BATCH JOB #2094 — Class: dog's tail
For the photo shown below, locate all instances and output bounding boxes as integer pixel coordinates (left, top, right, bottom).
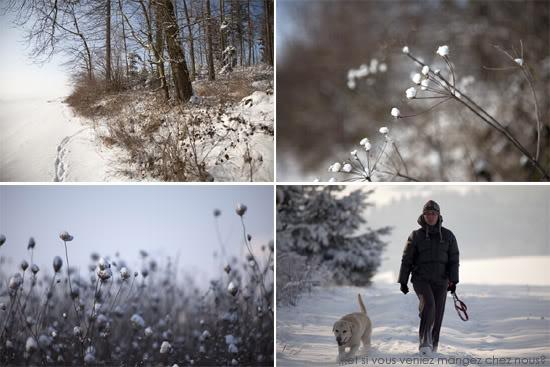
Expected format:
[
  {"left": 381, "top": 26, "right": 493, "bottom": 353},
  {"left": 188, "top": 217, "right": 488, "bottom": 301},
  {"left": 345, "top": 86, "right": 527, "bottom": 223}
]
[{"left": 357, "top": 293, "right": 367, "bottom": 314}]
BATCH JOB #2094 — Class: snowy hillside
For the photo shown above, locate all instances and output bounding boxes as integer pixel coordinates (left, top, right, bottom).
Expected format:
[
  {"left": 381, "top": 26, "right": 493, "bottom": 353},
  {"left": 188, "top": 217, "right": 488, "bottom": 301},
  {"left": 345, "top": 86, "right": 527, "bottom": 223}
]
[{"left": 277, "top": 283, "right": 550, "bottom": 366}]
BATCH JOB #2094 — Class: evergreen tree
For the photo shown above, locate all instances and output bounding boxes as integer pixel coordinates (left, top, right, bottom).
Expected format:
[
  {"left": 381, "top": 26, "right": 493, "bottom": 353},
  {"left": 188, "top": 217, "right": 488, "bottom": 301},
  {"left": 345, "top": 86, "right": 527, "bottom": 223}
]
[{"left": 277, "top": 186, "right": 391, "bottom": 286}]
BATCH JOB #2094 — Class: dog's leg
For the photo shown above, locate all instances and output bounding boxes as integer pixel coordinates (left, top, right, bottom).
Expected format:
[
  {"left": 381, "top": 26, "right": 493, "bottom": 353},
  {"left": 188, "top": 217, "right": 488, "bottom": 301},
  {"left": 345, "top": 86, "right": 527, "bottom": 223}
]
[
  {"left": 347, "top": 344, "right": 360, "bottom": 359},
  {"left": 337, "top": 346, "right": 347, "bottom": 362},
  {"left": 362, "top": 333, "right": 371, "bottom": 349}
]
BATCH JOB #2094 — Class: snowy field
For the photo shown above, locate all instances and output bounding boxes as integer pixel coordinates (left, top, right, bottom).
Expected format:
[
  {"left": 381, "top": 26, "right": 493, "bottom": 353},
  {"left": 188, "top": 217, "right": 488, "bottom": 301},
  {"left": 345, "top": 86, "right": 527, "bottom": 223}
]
[
  {"left": 0, "top": 98, "right": 119, "bottom": 181},
  {"left": 277, "top": 257, "right": 550, "bottom": 366}
]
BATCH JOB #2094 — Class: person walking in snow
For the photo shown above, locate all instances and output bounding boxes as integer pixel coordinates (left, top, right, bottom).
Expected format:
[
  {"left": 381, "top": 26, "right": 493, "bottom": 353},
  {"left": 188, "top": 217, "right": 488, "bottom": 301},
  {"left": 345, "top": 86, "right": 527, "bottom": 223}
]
[{"left": 398, "top": 200, "right": 459, "bottom": 355}]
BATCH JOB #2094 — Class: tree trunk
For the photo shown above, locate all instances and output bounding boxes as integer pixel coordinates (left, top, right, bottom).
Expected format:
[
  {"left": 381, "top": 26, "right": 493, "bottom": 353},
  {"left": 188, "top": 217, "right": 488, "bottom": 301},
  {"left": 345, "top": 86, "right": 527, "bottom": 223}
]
[
  {"left": 182, "top": 0, "right": 196, "bottom": 80},
  {"left": 155, "top": 2, "right": 170, "bottom": 99},
  {"left": 158, "top": 0, "right": 193, "bottom": 102},
  {"left": 235, "top": 0, "right": 243, "bottom": 66},
  {"left": 263, "top": 0, "right": 273, "bottom": 65},
  {"left": 105, "top": 0, "right": 112, "bottom": 83},
  {"left": 247, "top": 0, "right": 252, "bottom": 66},
  {"left": 219, "top": 0, "right": 225, "bottom": 61},
  {"left": 206, "top": 0, "right": 215, "bottom": 80},
  {"left": 118, "top": 0, "right": 129, "bottom": 79},
  {"left": 138, "top": 0, "right": 169, "bottom": 99}
]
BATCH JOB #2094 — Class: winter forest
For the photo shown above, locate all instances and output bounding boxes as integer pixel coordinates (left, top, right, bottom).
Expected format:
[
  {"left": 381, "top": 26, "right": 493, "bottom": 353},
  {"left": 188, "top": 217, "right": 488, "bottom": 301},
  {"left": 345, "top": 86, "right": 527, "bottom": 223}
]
[
  {"left": 277, "top": 0, "right": 549, "bottom": 182},
  {"left": 276, "top": 186, "right": 391, "bottom": 306},
  {"left": 1, "top": 0, "right": 273, "bottom": 182}
]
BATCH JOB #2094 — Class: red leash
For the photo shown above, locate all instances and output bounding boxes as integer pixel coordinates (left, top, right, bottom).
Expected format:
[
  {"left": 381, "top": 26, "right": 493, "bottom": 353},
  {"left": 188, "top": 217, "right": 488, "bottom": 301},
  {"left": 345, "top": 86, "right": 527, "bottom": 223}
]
[{"left": 452, "top": 292, "right": 469, "bottom": 321}]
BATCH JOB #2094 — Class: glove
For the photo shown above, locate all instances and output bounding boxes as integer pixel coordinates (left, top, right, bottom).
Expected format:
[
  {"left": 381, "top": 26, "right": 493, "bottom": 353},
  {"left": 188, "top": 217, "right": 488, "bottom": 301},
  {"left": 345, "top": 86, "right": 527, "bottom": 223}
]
[
  {"left": 400, "top": 283, "right": 409, "bottom": 295},
  {"left": 448, "top": 282, "right": 456, "bottom": 294}
]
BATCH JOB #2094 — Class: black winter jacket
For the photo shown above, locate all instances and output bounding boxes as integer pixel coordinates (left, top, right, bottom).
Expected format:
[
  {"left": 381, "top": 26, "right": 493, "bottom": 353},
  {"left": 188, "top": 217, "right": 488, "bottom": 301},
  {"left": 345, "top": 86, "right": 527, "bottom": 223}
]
[{"left": 398, "top": 215, "right": 459, "bottom": 285}]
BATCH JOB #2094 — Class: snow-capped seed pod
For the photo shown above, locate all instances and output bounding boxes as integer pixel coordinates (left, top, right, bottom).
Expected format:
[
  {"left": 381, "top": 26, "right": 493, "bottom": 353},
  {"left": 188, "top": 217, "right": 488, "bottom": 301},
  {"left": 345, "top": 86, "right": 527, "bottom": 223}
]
[
  {"left": 328, "top": 162, "right": 342, "bottom": 173},
  {"left": 160, "top": 341, "right": 172, "bottom": 354},
  {"left": 201, "top": 330, "right": 211, "bottom": 341},
  {"left": 412, "top": 73, "right": 422, "bottom": 85},
  {"left": 379, "top": 127, "right": 389, "bottom": 135},
  {"left": 420, "top": 79, "right": 429, "bottom": 91},
  {"left": 235, "top": 203, "right": 247, "bottom": 216},
  {"left": 9, "top": 273, "right": 23, "bottom": 290},
  {"left": 21, "top": 260, "right": 29, "bottom": 271},
  {"left": 350, "top": 149, "right": 358, "bottom": 158},
  {"left": 53, "top": 256, "right": 63, "bottom": 273},
  {"left": 25, "top": 337, "right": 38, "bottom": 353},
  {"left": 98, "top": 257, "right": 109, "bottom": 271},
  {"left": 0, "top": 234, "right": 5, "bottom": 247},
  {"left": 379, "top": 63, "right": 387, "bottom": 72},
  {"left": 514, "top": 58, "right": 524, "bottom": 66},
  {"left": 73, "top": 326, "right": 82, "bottom": 337},
  {"left": 120, "top": 267, "right": 130, "bottom": 280},
  {"left": 436, "top": 45, "right": 449, "bottom": 57},
  {"left": 391, "top": 108, "right": 401, "bottom": 118},
  {"left": 328, "top": 177, "right": 336, "bottom": 183},
  {"left": 406, "top": 87, "right": 417, "bottom": 99},
  {"left": 224, "top": 264, "right": 231, "bottom": 274},
  {"left": 27, "top": 237, "right": 36, "bottom": 250},
  {"left": 62, "top": 312, "right": 67, "bottom": 319},
  {"left": 144, "top": 326, "right": 153, "bottom": 337},
  {"left": 227, "top": 281, "right": 238, "bottom": 296},
  {"left": 228, "top": 343, "right": 239, "bottom": 354},
  {"left": 96, "top": 267, "right": 112, "bottom": 282},
  {"left": 342, "top": 164, "right": 352, "bottom": 173},
  {"left": 31, "top": 264, "right": 39, "bottom": 275},
  {"left": 402, "top": 46, "right": 410, "bottom": 54},
  {"left": 59, "top": 231, "right": 73, "bottom": 242},
  {"left": 422, "top": 65, "right": 430, "bottom": 75},
  {"left": 130, "top": 314, "right": 145, "bottom": 329}
]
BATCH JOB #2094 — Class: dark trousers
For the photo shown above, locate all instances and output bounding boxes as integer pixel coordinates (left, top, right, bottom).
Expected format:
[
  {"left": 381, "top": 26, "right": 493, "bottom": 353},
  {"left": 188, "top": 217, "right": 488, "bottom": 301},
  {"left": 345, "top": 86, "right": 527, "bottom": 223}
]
[{"left": 412, "top": 281, "right": 448, "bottom": 350}]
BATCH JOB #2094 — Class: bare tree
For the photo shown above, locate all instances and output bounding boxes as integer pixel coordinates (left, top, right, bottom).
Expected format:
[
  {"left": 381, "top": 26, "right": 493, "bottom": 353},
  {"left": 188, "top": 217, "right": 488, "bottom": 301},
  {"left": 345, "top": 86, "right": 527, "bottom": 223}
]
[
  {"left": 156, "top": 0, "right": 193, "bottom": 102},
  {"left": 205, "top": 0, "right": 215, "bottom": 80},
  {"left": 182, "top": 0, "right": 197, "bottom": 80}
]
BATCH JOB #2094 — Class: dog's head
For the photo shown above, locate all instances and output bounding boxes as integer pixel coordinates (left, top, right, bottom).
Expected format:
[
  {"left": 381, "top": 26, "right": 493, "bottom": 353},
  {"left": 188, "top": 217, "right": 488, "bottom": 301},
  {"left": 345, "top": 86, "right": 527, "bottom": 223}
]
[{"left": 332, "top": 320, "right": 354, "bottom": 346}]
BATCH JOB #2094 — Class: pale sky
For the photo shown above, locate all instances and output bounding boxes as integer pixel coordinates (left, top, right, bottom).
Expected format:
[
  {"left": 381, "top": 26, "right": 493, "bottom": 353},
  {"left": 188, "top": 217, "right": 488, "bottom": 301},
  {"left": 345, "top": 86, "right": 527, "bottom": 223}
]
[
  {"left": 0, "top": 11, "right": 71, "bottom": 100},
  {"left": 0, "top": 185, "right": 274, "bottom": 289},
  {"left": 358, "top": 185, "right": 550, "bottom": 277}
]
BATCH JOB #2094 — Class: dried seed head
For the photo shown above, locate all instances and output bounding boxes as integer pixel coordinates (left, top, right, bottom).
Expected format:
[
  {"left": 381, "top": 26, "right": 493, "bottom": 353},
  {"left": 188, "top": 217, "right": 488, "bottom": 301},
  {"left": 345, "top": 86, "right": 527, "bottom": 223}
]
[
  {"left": 0, "top": 234, "right": 5, "bottom": 247},
  {"left": 31, "top": 264, "right": 39, "bottom": 274},
  {"left": 130, "top": 314, "right": 145, "bottom": 329},
  {"left": 53, "top": 256, "right": 63, "bottom": 273},
  {"left": 144, "top": 326, "right": 153, "bottom": 337},
  {"left": 160, "top": 341, "right": 172, "bottom": 354},
  {"left": 25, "top": 337, "right": 38, "bottom": 353},
  {"left": 391, "top": 108, "right": 401, "bottom": 118},
  {"left": 21, "top": 260, "right": 29, "bottom": 271},
  {"left": 120, "top": 267, "right": 130, "bottom": 280},
  {"left": 224, "top": 264, "right": 231, "bottom": 274},
  {"left": 235, "top": 203, "right": 247, "bottom": 217},
  {"left": 27, "top": 237, "right": 36, "bottom": 250},
  {"left": 9, "top": 273, "right": 23, "bottom": 290},
  {"left": 59, "top": 231, "right": 74, "bottom": 242},
  {"left": 227, "top": 281, "right": 238, "bottom": 296},
  {"left": 436, "top": 45, "right": 450, "bottom": 57},
  {"left": 213, "top": 209, "right": 221, "bottom": 217}
]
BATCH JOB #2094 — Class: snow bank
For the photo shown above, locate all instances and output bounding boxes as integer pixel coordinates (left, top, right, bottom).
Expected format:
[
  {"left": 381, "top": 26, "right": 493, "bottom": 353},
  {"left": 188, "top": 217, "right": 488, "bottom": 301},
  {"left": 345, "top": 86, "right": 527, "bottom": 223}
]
[
  {"left": 277, "top": 284, "right": 550, "bottom": 366},
  {"left": 0, "top": 98, "right": 119, "bottom": 181}
]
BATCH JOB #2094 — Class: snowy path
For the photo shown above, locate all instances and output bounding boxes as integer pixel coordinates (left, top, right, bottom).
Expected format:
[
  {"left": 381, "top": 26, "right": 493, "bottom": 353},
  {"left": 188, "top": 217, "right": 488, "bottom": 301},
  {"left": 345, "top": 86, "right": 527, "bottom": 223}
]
[
  {"left": 0, "top": 98, "right": 117, "bottom": 181},
  {"left": 277, "top": 284, "right": 550, "bottom": 366}
]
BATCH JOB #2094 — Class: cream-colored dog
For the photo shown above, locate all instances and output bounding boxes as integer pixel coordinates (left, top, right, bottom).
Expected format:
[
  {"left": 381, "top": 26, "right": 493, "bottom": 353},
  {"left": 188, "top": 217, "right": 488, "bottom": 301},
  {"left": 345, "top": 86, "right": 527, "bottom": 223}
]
[{"left": 332, "top": 293, "right": 372, "bottom": 361}]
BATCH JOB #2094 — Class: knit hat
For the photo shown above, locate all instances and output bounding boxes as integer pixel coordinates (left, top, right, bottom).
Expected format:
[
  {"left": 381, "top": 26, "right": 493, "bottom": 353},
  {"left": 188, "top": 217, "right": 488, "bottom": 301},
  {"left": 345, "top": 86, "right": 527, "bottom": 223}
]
[
  {"left": 418, "top": 200, "right": 443, "bottom": 242},
  {"left": 423, "top": 200, "right": 440, "bottom": 214}
]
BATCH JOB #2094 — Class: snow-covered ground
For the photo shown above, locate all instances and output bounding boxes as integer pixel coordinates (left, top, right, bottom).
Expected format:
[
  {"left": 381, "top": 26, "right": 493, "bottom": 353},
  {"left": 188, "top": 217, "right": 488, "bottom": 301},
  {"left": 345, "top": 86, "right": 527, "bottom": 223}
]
[
  {"left": 277, "top": 257, "right": 550, "bottom": 366},
  {"left": 0, "top": 97, "right": 119, "bottom": 181}
]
